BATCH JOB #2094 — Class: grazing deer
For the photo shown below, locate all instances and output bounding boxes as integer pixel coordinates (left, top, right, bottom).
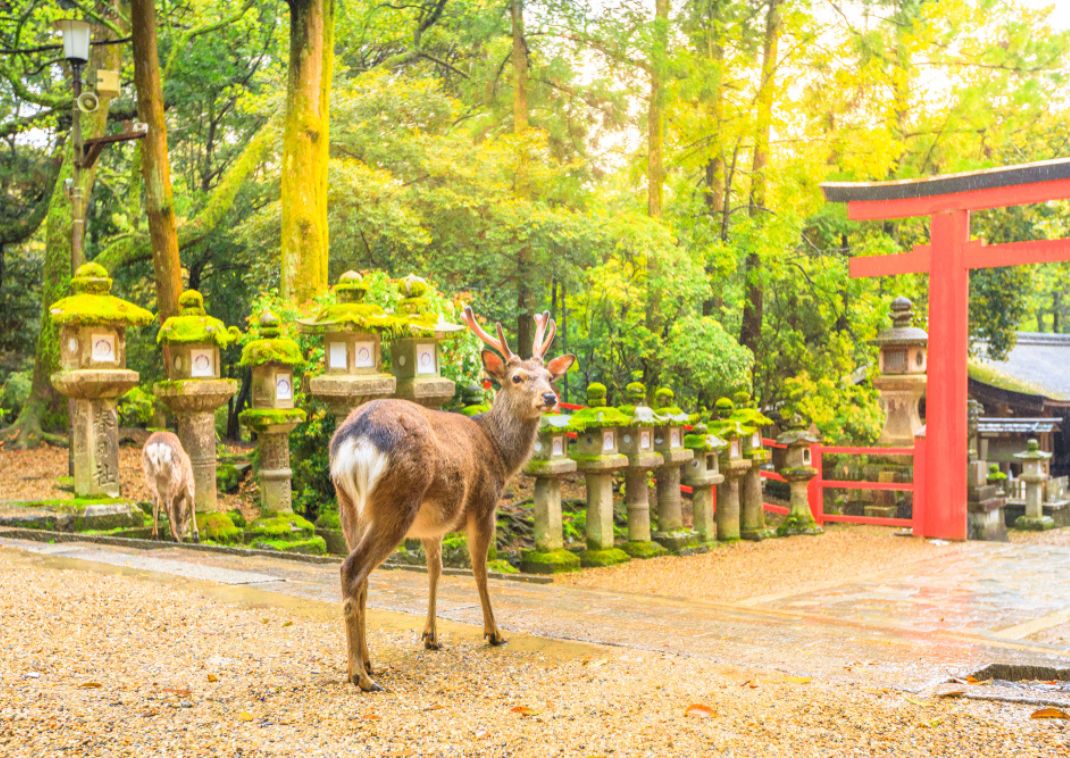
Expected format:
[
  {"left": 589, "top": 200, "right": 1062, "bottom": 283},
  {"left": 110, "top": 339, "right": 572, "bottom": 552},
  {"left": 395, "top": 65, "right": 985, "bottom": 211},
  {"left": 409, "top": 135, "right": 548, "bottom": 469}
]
[
  {"left": 142, "top": 431, "right": 198, "bottom": 543},
  {"left": 329, "top": 307, "right": 574, "bottom": 691}
]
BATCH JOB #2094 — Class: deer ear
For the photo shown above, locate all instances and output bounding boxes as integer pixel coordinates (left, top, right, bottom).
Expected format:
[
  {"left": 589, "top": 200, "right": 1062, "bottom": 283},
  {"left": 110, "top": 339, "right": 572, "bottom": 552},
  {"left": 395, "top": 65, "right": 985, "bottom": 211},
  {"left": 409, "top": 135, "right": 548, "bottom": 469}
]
[
  {"left": 481, "top": 350, "right": 507, "bottom": 382},
  {"left": 546, "top": 353, "right": 576, "bottom": 380}
]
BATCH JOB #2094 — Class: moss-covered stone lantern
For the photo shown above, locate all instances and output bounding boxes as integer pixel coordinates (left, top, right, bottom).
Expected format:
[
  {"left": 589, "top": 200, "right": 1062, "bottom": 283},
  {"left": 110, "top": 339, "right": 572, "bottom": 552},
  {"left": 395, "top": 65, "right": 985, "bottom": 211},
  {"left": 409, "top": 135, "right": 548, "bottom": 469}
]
[
  {"left": 682, "top": 423, "right": 727, "bottom": 543},
  {"left": 238, "top": 311, "right": 307, "bottom": 514},
  {"left": 49, "top": 262, "right": 153, "bottom": 498},
  {"left": 569, "top": 383, "right": 631, "bottom": 567},
  {"left": 615, "top": 382, "right": 668, "bottom": 558},
  {"left": 1013, "top": 439, "right": 1055, "bottom": 531},
  {"left": 390, "top": 274, "right": 463, "bottom": 407},
  {"left": 873, "top": 297, "right": 927, "bottom": 445},
  {"left": 299, "top": 271, "right": 399, "bottom": 416},
  {"left": 775, "top": 411, "right": 823, "bottom": 536},
  {"left": 732, "top": 393, "right": 775, "bottom": 541},
  {"left": 154, "top": 289, "right": 239, "bottom": 513},
  {"left": 708, "top": 397, "right": 752, "bottom": 541},
  {"left": 651, "top": 387, "right": 696, "bottom": 552},
  {"left": 520, "top": 414, "right": 582, "bottom": 574}
]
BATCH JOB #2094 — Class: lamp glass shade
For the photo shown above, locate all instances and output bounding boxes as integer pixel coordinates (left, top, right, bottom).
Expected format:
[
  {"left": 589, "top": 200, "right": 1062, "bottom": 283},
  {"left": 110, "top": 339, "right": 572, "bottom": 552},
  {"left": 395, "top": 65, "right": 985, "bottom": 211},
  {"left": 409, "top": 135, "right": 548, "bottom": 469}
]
[{"left": 55, "top": 19, "right": 91, "bottom": 64}]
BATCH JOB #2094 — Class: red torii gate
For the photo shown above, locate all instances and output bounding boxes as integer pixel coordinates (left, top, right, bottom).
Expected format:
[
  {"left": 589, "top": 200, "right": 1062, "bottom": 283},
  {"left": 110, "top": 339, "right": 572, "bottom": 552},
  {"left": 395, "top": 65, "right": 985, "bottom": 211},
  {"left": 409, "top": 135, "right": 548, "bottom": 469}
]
[{"left": 822, "top": 159, "right": 1070, "bottom": 541}]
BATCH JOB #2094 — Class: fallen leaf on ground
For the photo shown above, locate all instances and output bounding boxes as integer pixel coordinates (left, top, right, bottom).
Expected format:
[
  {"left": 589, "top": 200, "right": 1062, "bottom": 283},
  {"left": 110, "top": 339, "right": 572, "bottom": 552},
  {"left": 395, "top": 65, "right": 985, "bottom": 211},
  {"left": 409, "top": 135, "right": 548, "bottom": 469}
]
[
  {"left": 1030, "top": 707, "right": 1069, "bottom": 720},
  {"left": 510, "top": 706, "right": 540, "bottom": 716},
  {"left": 237, "top": 711, "right": 254, "bottom": 722},
  {"left": 904, "top": 696, "right": 932, "bottom": 707},
  {"left": 79, "top": 682, "right": 102, "bottom": 689},
  {"left": 934, "top": 685, "right": 965, "bottom": 698},
  {"left": 779, "top": 675, "right": 812, "bottom": 684},
  {"left": 207, "top": 673, "right": 219, "bottom": 683},
  {"left": 964, "top": 675, "right": 991, "bottom": 685},
  {"left": 685, "top": 704, "right": 716, "bottom": 718},
  {"left": 163, "top": 687, "right": 191, "bottom": 697},
  {"left": 921, "top": 718, "right": 943, "bottom": 729}
]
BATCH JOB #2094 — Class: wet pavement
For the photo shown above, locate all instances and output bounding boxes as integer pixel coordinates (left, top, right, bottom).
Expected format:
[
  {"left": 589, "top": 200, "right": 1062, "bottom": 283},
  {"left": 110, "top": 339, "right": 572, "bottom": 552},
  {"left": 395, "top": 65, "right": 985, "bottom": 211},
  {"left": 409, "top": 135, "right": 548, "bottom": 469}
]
[{"left": 2, "top": 532, "right": 1068, "bottom": 694}]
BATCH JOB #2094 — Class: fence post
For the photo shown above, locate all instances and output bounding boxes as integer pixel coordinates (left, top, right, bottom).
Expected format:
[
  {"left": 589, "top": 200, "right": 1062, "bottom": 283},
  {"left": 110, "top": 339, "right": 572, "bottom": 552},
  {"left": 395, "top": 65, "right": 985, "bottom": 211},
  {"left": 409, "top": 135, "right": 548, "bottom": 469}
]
[
  {"left": 808, "top": 444, "right": 824, "bottom": 525},
  {"left": 912, "top": 430, "right": 927, "bottom": 537}
]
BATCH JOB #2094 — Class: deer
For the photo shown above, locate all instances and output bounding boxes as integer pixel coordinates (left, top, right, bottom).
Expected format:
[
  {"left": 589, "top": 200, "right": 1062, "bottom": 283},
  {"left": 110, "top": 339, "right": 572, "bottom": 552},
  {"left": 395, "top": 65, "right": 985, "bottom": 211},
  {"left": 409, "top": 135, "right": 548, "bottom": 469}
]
[
  {"left": 329, "top": 307, "right": 574, "bottom": 691},
  {"left": 141, "top": 431, "right": 198, "bottom": 544}
]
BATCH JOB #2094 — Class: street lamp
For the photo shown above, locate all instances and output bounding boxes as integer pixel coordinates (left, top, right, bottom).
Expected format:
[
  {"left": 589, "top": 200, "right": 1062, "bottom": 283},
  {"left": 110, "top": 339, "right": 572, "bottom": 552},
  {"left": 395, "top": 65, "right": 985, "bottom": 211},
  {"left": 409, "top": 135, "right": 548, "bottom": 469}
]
[{"left": 54, "top": 19, "right": 91, "bottom": 65}]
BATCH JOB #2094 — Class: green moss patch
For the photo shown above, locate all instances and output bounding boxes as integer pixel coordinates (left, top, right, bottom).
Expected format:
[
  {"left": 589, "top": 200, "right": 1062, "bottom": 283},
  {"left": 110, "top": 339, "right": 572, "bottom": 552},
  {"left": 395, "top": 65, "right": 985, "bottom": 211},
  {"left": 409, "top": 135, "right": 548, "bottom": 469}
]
[
  {"left": 1013, "top": 515, "right": 1056, "bottom": 531},
  {"left": 776, "top": 514, "right": 823, "bottom": 537},
  {"left": 240, "top": 338, "right": 304, "bottom": 368},
  {"left": 245, "top": 512, "right": 315, "bottom": 541},
  {"left": 579, "top": 547, "right": 631, "bottom": 567},
  {"left": 239, "top": 408, "right": 306, "bottom": 431},
  {"left": 487, "top": 558, "right": 519, "bottom": 574},
  {"left": 520, "top": 548, "right": 582, "bottom": 574},
  {"left": 315, "top": 509, "right": 341, "bottom": 530},
  {"left": 252, "top": 536, "right": 328, "bottom": 555},
  {"left": 49, "top": 293, "right": 154, "bottom": 328},
  {"left": 196, "top": 511, "right": 243, "bottom": 544},
  {"left": 620, "top": 540, "right": 669, "bottom": 559}
]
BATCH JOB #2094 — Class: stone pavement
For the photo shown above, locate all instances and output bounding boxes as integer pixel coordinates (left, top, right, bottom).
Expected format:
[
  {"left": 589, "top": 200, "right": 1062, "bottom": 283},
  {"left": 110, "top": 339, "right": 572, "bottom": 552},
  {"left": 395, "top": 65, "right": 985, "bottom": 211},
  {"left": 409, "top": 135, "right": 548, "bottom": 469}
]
[{"left": 1, "top": 533, "right": 1068, "bottom": 694}]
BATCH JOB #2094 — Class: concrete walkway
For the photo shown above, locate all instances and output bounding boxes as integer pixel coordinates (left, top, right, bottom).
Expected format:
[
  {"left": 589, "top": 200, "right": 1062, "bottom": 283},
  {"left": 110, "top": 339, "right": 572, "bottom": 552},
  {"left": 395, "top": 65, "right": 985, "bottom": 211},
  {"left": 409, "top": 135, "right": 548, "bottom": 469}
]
[{"left": 2, "top": 533, "right": 1068, "bottom": 693}]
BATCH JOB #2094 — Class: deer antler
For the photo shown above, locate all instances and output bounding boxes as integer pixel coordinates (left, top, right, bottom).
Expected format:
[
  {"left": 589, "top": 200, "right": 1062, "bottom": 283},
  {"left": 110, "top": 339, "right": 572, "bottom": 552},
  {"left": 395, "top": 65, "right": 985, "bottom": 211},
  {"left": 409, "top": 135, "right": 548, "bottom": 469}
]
[
  {"left": 463, "top": 306, "right": 515, "bottom": 360},
  {"left": 532, "top": 311, "right": 556, "bottom": 359}
]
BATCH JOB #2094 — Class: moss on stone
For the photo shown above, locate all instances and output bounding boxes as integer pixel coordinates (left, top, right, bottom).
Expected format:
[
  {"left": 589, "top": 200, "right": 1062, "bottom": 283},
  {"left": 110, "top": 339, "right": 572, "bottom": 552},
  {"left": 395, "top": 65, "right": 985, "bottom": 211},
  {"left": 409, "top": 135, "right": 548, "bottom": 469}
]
[
  {"left": 239, "top": 408, "right": 306, "bottom": 431},
  {"left": 969, "top": 361, "right": 1058, "bottom": 400},
  {"left": 569, "top": 405, "right": 631, "bottom": 431},
  {"left": 196, "top": 511, "right": 243, "bottom": 544},
  {"left": 157, "top": 290, "right": 237, "bottom": 347},
  {"left": 620, "top": 540, "right": 669, "bottom": 559},
  {"left": 245, "top": 512, "right": 315, "bottom": 541},
  {"left": 579, "top": 547, "right": 631, "bottom": 567},
  {"left": 252, "top": 536, "right": 327, "bottom": 555},
  {"left": 240, "top": 338, "right": 304, "bottom": 368},
  {"left": 487, "top": 558, "right": 519, "bottom": 574},
  {"left": 299, "top": 301, "right": 410, "bottom": 337},
  {"left": 520, "top": 548, "right": 582, "bottom": 574},
  {"left": 1013, "top": 514, "right": 1056, "bottom": 531},
  {"left": 49, "top": 292, "right": 154, "bottom": 328},
  {"left": 776, "top": 514, "right": 823, "bottom": 537}
]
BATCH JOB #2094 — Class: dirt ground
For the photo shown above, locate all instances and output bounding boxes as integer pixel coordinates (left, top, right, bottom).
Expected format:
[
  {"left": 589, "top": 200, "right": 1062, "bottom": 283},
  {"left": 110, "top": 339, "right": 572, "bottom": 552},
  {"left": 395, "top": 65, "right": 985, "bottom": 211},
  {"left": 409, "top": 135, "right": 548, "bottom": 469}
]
[{"left": 0, "top": 548, "right": 1066, "bottom": 757}]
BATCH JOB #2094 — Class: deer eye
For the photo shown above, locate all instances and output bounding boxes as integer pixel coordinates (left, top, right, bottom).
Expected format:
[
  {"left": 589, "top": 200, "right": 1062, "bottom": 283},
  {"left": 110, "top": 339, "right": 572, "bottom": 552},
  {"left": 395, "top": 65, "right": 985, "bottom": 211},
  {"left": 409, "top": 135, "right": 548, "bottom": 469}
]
[{"left": 511, "top": 374, "right": 523, "bottom": 384}]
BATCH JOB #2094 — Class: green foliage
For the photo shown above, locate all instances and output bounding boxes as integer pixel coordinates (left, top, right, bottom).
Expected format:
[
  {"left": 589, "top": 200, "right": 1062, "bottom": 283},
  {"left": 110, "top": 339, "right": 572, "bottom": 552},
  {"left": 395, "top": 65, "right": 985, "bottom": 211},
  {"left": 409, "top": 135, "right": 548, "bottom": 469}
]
[{"left": 117, "top": 386, "right": 156, "bottom": 428}]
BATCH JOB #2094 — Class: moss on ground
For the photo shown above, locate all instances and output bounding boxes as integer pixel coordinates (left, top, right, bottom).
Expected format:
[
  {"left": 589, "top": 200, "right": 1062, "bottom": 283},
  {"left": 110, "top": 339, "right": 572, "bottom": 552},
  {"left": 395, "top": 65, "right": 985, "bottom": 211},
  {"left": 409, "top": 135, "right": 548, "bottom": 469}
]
[
  {"left": 520, "top": 548, "right": 581, "bottom": 574},
  {"left": 620, "top": 540, "right": 669, "bottom": 559},
  {"left": 487, "top": 558, "right": 519, "bottom": 574},
  {"left": 776, "top": 514, "right": 823, "bottom": 537},
  {"left": 245, "top": 512, "right": 315, "bottom": 541},
  {"left": 196, "top": 511, "right": 243, "bottom": 544},
  {"left": 579, "top": 547, "right": 631, "bottom": 568},
  {"left": 252, "top": 536, "right": 327, "bottom": 555}
]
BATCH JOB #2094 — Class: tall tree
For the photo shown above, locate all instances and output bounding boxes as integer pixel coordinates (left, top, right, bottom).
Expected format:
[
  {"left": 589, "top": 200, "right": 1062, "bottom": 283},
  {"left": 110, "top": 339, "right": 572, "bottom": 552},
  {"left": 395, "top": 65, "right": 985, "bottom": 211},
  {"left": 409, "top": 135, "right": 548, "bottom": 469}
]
[
  {"left": 131, "top": 0, "right": 182, "bottom": 321},
  {"left": 512, "top": 0, "right": 535, "bottom": 356},
  {"left": 738, "top": 0, "right": 782, "bottom": 356},
  {"left": 281, "top": 0, "right": 334, "bottom": 303}
]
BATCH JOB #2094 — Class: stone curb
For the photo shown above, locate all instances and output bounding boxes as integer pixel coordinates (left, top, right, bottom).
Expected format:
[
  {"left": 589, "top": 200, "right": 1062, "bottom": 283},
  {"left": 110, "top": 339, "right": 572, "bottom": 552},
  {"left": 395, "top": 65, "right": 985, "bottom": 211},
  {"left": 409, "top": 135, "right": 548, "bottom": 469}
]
[{"left": 0, "top": 526, "right": 553, "bottom": 584}]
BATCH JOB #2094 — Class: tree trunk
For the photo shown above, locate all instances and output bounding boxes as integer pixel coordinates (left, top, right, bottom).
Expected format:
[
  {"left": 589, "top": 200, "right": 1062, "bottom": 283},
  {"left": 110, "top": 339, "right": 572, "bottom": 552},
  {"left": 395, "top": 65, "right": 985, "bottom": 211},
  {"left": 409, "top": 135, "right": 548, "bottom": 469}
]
[
  {"left": 738, "top": 0, "right": 782, "bottom": 356},
  {"left": 281, "top": 0, "right": 334, "bottom": 304},
  {"left": 512, "top": 0, "right": 534, "bottom": 357},
  {"left": 131, "top": 0, "right": 182, "bottom": 321},
  {"left": 4, "top": 24, "right": 123, "bottom": 447},
  {"left": 701, "top": 0, "right": 726, "bottom": 315},
  {"left": 647, "top": 0, "right": 669, "bottom": 219}
]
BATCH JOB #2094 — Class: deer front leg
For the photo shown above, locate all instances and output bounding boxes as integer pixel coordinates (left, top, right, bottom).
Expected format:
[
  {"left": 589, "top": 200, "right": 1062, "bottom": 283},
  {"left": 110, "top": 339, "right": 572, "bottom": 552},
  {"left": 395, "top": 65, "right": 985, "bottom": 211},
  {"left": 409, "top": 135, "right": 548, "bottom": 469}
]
[
  {"left": 167, "top": 498, "right": 182, "bottom": 543},
  {"left": 467, "top": 511, "right": 506, "bottom": 646},
  {"left": 151, "top": 496, "right": 161, "bottom": 540},
  {"left": 421, "top": 537, "right": 443, "bottom": 650},
  {"left": 187, "top": 490, "right": 199, "bottom": 543}
]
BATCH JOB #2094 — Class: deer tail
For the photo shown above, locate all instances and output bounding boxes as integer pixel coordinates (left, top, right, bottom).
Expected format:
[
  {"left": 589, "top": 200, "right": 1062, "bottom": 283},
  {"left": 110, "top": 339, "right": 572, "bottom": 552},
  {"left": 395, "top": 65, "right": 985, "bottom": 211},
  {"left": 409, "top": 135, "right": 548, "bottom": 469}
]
[{"left": 330, "top": 436, "right": 390, "bottom": 521}]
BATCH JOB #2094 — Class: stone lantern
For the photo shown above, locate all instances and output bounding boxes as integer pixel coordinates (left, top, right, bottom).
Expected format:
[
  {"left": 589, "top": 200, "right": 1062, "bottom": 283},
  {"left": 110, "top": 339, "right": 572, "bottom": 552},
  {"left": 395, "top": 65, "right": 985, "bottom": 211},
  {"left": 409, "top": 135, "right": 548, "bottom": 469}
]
[
  {"left": 873, "top": 297, "right": 927, "bottom": 445},
  {"left": 49, "top": 262, "right": 153, "bottom": 497},
  {"left": 299, "top": 271, "right": 398, "bottom": 416},
  {"left": 238, "top": 311, "right": 307, "bottom": 514},
  {"left": 569, "top": 383, "right": 631, "bottom": 566},
  {"left": 615, "top": 382, "right": 667, "bottom": 558},
  {"left": 709, "top": 397, "right": 752, "bottom": 542},
  {"left": 776, "top": 411, "right": 823, "bottom": 536},
  {"left": 389, "top": 275, "right": 463, "bottom": 407},
  {"left": 1013, "top": 439, "right": 1055, "bottom": 531},
  {"left": 651, "top": 387, "right": 696, "bottom": 552},
  {"left": 155, "top": 289, "right": 239, "bottom": 513},
  {"left": 682, "top": 423, "right": 727, "bottom": 543},
  {"left": 732, "top": 394, "right": 775, "bottom": 541},
  {"left": 520, "top": 414, "right": 582, "bottom": 573}
]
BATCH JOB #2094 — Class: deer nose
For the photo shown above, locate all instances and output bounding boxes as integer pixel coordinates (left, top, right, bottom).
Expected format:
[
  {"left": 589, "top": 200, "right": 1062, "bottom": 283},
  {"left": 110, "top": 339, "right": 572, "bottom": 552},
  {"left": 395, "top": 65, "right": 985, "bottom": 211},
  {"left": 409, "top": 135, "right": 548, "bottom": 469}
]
[{"left": 542, "top": 392, "right": 558, "bottom": 407}]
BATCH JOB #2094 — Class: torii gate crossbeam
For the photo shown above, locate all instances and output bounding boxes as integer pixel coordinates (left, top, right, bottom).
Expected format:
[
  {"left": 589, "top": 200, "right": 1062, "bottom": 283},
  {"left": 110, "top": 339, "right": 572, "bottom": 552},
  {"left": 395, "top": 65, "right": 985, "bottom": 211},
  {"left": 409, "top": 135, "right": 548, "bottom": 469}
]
[{"left": 823, "top": 158, "right": 1070, "bottom": 540}]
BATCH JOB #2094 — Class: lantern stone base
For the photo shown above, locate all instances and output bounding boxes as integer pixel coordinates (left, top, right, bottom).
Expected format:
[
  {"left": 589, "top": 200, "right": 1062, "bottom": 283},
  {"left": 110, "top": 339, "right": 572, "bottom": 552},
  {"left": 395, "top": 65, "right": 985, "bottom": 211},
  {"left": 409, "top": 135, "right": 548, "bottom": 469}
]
[
  {"left": 652, "top": 529, "right": 707, "bottom": 555},
  {"left": 394, "top": 376, "right": 455, "bottom": 408},
  {"left": 776, "top": 512, "right": 823, "bottom": 537},
  {"left": 624, "top": 467, "right": 655, "bottom": 543},
  {"left": 1003, "top": 501, "right": 1070, "bottom": 528},
  {"left": 0, "top": 499, "right": 144, "bottom": 532},
  {"left": 1013, "top": 514, "right": 1056, "bottom": 531},
  {"left": 156, "top": 378, "right": 237, "bottom": 513},
  {"left": 740, "top": 467, "right": 774, "bottom": 541},
  {"left": 309, "top": 373, "right": 396, "bottom": 416},
  {"left": 578, "top": 547, "right": 630, "bottom": 567},
  {"left": 195, "top": 511, "right": 244, "bottom": 544},
  {"left": 519, "top": 548, "right": 582, "bottom": 574},
  {"left": 620, "top": 540, "right": 669, "bottom": 559}
]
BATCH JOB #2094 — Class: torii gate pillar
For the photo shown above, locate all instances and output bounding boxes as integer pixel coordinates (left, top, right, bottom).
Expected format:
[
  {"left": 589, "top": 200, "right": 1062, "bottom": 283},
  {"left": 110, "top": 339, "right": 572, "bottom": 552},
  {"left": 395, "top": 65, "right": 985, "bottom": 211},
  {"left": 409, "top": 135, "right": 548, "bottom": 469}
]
[{"left": 824, "top": 159, "right": 1070, "bottom": 540}]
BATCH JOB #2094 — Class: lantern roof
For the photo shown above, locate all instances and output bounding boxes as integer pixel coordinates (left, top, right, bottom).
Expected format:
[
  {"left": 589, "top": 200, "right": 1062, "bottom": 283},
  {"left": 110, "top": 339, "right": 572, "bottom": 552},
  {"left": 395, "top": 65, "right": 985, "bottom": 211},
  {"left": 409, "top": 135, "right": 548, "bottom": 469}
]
[
  {"left": 157, "top": 289, "right": 238, "bottom": 347},
  {"left": 684, "top": 423, "right": 727, "bottom": 452},
  {"left": 240, "top": 310, "right": 304, "bottom": 368},
  {"left": 572, "top": 383, "right": 631, "bottom": 429},
  {"left": 49, "top": 262, "right": 154, "bottom": 328},
  {"left": 298, "top": 271, "right": 411, "bottom": 336},
  {"left": 539, "top": 413, "right": 584, "bottom": 434},
  {"left": 1013, "top": 437, "right": 1052, "bottom": 462},
  {"left": 873, "top": 297, "right": 928, "bottom": 347},
  {"left": 395, "top": 274, "right": 464, "bottom": 338}
]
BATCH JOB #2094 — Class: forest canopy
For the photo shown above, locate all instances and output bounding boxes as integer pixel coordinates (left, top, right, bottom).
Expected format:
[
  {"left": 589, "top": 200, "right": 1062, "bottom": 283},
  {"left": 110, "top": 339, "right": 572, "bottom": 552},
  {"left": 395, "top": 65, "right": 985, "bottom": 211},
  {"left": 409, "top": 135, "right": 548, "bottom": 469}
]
[{"left": 3, "top": 0, "right": 1070, "bottom": 446}]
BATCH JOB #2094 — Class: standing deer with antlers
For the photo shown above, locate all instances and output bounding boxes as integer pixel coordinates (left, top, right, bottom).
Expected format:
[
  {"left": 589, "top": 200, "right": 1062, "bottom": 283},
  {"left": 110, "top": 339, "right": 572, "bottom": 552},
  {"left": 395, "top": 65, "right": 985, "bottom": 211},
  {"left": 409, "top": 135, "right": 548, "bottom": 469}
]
[{"left": 329, "top": 307, "right": 574, "bottom": 691}]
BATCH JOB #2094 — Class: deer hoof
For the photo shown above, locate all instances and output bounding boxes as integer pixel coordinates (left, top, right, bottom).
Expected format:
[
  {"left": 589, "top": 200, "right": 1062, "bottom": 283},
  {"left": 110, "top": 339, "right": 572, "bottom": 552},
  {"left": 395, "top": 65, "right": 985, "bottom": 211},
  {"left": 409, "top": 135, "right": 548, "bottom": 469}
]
[
  {"left": 485, "top": 631, "right": 508, "bottom": 647},
  {"left": 193, "top": 533, "right": 200, "bottom": 544},
  {"left": 352, "top": 675, "right": 384, "bottom": 693},
  {"left": 421, "top": 631, "right": 442, "bottom": 650}
]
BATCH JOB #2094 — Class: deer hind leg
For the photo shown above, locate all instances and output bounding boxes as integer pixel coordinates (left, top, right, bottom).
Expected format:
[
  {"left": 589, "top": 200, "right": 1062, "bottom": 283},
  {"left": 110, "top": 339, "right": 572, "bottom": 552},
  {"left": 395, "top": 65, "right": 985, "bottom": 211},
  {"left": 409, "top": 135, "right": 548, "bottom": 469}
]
[
  {"left": 151, "top": 495, "right": 162, "bottom": 540},
  {"left": 421, "top": 537, "right": 443, "bottom": 650},
  {"left": 186, "top": 486, "right": 199, "bottom": 543},
  {"left": 167, "top": 495, "right": 183, "bottom": 543},
  {"left": 467, "top": 511, "right": 506, "bottom": 646},
  {"left": 339, "top": 508, "right": 413, "bottom": 692}
]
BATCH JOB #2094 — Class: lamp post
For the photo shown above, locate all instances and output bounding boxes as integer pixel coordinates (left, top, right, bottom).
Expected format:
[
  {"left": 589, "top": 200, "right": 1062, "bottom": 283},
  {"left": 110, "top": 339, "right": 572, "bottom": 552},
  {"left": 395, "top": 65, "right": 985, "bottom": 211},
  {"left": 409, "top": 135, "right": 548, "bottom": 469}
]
[{"left": 54, "top": 18, "right": 146, "bottom": 273}]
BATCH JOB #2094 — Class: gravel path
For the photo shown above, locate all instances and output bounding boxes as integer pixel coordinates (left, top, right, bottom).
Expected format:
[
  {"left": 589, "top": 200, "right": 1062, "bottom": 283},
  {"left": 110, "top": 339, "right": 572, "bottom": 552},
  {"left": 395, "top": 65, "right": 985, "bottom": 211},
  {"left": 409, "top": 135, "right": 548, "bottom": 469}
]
[{"left": 1, "top": 547, "right": 1066, "bottom": 756}]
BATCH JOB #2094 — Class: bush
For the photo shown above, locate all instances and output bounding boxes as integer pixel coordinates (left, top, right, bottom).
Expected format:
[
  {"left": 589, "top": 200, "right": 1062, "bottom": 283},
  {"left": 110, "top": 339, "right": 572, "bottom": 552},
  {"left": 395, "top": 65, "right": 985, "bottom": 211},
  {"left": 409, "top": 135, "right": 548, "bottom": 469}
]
[
  {"left": 1, "top": 369, "right": 32, "bottom": 423},
  {"left": 117, "top": 386, "right": 156, "bottom": 428}
]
